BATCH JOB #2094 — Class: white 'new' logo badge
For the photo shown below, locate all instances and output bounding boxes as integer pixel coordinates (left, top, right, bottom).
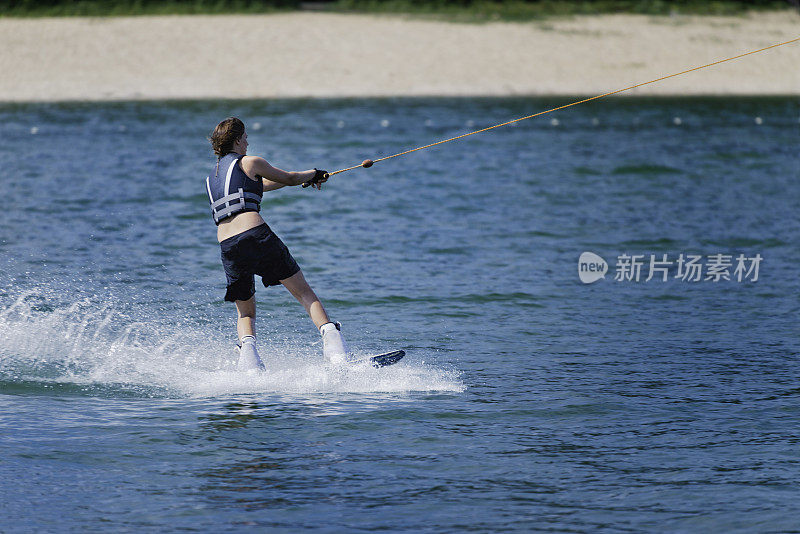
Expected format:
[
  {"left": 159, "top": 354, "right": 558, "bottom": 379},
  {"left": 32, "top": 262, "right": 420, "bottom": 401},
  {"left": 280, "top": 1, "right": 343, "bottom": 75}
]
[{"left": 578, "top": 252, "right": 608, "bottom": 284}]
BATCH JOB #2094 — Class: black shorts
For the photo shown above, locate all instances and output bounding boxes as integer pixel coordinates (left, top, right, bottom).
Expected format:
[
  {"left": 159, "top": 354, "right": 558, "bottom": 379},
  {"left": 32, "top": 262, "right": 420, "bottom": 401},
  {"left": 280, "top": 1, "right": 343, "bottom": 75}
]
[{"left": 219, "top": 223, "right": 300, "bottom": 302}]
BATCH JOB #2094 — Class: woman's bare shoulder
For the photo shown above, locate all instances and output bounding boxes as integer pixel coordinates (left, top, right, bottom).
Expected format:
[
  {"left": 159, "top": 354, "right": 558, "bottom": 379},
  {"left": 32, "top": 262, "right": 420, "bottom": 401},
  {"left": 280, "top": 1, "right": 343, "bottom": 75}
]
[{"left": 240, "top": 155, "right": 269, "bottom": 179}]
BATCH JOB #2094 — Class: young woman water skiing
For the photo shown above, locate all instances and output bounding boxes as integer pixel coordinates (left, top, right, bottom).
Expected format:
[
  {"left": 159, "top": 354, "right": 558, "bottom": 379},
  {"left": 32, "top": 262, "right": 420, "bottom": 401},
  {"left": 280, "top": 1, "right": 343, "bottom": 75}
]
[{"left": 206, "top": 117, "right": 350, "bottom": 371}]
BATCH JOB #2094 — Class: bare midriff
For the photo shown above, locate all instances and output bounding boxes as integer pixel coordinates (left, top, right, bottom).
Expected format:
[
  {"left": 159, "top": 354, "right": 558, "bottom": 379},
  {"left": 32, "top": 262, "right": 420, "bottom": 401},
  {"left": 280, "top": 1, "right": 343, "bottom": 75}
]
[{"left": 216, "top": 210, "right": 266, "bottom": 243}]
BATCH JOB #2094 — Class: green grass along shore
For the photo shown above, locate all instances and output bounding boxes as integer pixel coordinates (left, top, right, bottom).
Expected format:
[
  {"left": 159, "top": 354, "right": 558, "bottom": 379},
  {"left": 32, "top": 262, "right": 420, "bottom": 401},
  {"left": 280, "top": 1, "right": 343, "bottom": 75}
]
[{"left": 1, "top": 0, "right": 796, "bottom": 20}]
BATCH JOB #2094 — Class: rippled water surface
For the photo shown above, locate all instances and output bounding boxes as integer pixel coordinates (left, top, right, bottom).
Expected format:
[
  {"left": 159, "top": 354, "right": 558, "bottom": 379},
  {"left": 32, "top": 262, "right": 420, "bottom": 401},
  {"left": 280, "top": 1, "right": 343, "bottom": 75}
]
[{"left": 1, "top": 97, "right": 799, "bottom": 532}]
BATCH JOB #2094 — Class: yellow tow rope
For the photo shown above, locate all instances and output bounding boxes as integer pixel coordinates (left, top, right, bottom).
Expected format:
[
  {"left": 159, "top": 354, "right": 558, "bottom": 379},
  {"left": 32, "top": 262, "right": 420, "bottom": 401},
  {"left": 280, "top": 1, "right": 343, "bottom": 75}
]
[{"left": 324, "top": 37, "right": 799, "bottom": 179}]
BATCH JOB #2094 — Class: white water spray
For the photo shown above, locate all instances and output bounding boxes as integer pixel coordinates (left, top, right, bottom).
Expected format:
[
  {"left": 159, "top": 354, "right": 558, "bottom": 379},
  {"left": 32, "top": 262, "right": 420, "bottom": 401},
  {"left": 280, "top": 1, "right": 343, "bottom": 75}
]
[{"left": 0, "top": 290, "right": 463, "bottom": 398}]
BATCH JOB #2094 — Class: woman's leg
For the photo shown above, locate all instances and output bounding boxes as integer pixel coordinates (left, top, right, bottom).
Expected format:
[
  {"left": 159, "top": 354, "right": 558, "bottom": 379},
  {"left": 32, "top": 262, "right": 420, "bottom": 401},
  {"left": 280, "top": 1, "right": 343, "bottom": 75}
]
[
  {"left": 233, "top": 296, "right": 265, "bottom": 371},
  {"left": 280, "top": 270, "right": 331, "bottom": 328},
  {"left": 281, "top": 270, "right": 350, "bottom": 363},
  {"left": 234, "top": 297, "right": 256, "bottom": 340}
]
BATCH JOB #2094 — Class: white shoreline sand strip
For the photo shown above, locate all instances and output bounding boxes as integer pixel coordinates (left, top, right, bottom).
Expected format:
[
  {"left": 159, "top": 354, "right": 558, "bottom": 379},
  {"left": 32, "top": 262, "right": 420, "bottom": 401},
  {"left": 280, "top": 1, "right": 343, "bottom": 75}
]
[{"left": 1, "top": 12, "right": 798, "bottom": 102}]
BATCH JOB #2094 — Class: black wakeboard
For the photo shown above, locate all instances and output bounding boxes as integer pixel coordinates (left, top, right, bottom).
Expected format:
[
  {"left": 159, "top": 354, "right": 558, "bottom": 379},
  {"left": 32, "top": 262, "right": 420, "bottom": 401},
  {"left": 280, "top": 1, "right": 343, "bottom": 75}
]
[{"left": 363, "top": 350, "right": 405, "bottom": 368}]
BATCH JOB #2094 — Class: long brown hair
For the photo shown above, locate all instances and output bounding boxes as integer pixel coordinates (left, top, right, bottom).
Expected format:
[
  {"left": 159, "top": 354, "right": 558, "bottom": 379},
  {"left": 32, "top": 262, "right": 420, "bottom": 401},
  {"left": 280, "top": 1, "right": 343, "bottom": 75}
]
[{"left": 209, "top": 117, "right": 245, "bottom": 157}]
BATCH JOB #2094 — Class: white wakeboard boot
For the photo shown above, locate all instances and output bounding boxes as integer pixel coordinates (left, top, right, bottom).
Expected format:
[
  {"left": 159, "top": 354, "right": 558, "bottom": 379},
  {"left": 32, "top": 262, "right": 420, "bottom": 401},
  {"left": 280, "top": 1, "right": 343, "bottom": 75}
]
[
  {"left": 236, "top": 335, "right": 266, "bottom": 372},
  {"left": 320, "top": 322, "right": 352, "bottom": 365}
]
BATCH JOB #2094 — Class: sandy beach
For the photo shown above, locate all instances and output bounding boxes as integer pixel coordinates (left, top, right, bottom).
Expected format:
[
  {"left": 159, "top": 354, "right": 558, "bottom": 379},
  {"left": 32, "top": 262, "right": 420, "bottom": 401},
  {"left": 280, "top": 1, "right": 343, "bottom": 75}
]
[{"left": 1, "top": 11, "right": 798, "bottom": 101}]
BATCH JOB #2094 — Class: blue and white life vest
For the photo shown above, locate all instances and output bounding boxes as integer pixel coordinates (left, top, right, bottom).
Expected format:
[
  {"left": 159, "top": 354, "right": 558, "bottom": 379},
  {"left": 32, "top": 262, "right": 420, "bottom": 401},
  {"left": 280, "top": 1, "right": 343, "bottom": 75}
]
[{"left": 205, "top": 153, "right": 262, "bottom": 225}]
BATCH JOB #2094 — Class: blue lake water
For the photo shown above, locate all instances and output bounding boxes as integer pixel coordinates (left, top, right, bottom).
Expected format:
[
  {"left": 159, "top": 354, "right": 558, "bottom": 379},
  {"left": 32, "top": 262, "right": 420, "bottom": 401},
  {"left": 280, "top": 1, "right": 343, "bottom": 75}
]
[{"left": 1, "top": 96, "right": 799, "bottom": 532}]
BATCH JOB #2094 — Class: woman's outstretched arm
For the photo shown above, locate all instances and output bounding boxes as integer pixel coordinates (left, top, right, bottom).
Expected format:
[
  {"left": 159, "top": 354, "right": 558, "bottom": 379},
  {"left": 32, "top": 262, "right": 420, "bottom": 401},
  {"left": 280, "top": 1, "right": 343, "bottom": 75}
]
[{"left": 240, "top": 156, "right": 318, "bottom": 191}]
